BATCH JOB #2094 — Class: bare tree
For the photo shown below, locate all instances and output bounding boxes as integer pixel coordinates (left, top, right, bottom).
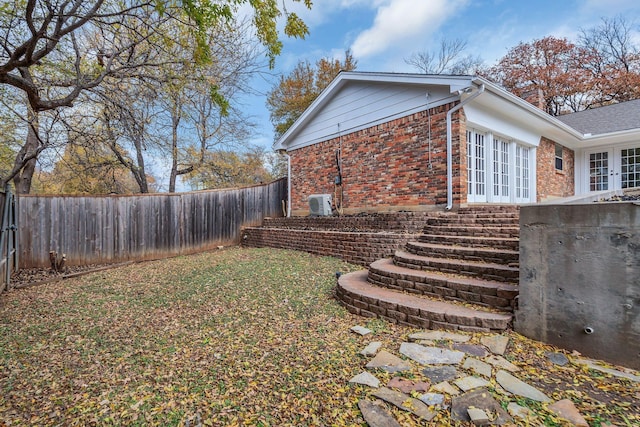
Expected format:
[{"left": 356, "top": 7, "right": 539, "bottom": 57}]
[
  {"left": 0, "top": 0, "right": 313, "bottom": 193},
  {"left": 579, "top": 16, "right": 640, "bottom": 106},
  {"left": 405, "top": 39, "right": 483, "bottom": 75}
]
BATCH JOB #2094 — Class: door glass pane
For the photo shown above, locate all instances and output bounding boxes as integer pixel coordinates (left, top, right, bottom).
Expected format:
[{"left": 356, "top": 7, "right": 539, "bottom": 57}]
[
  {"left": 474, "top": 133, "right": 485, "bottom": 196},
  {"left": 621, "top": 148, "right": 640, "bottom": 188},
  {"left": 589, "top": 152, "right": 609, "bottom": 191},
  {"left": 492, "top": 138, "right": 509, "bottom": 198},
  {"left": 501, "top": 141, "right": 509, "bottom": 197},
  {"left": 467, "top": 130, "right": 473, "bottom": 196},
  {"left": 515, "top": 145, "right": 530, "bottom": 200}
]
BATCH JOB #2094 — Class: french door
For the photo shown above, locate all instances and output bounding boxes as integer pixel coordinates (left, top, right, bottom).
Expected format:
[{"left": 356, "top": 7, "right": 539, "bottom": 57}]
[
  {"left": 515, "top": 145, "right": 531, "bottom": 203},
  {"left": 467, "top": 130, "right": 487, "bottom": 202},
  {"left": 588, "top": 150, "right": 612, "bottom": 191},
  {"left": 492, "top": 137, "right": 510, "bottom": 203},
  {"left": 588, "top": 147, "right": 640, "bottom": 191},
  {"left": 467, "top": 129, "right": 532, "bottom": 203},
  {"left": 621, "top": 147, "right": 640, "bottom": 189}
]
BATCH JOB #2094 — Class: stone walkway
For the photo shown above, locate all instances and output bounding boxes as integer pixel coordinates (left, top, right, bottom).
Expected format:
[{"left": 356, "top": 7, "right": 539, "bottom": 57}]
[{"left": 347, "top": 326, "right": 639, "bottom": 426}]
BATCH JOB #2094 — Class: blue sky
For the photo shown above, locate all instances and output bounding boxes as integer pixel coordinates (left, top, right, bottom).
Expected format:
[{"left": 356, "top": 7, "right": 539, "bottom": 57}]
[{"left": 240, "top": 0, "right": 640, "bottom": 151}]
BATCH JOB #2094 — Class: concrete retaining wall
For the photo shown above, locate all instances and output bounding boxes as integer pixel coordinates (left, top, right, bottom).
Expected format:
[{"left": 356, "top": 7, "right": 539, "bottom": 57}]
[{"left": 516, "top": 202, "right": 640, "bottom": 369}]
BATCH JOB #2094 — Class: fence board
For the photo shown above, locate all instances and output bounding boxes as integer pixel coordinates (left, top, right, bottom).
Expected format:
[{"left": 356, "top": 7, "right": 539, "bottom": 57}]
[{"left": 18, "top": 178, "right": 287, "bottom": 268}]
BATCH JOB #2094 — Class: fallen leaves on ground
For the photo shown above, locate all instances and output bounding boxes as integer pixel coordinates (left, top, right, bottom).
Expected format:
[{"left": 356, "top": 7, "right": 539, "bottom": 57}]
[{"left": 0, "top": 247, "right": 638, "bottom": 426}]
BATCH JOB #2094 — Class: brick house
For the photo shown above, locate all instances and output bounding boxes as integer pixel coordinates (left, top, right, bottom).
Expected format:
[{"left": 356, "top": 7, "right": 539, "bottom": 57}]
[{"left": 273, "top": 72, "right": 640, "bottom": 215}]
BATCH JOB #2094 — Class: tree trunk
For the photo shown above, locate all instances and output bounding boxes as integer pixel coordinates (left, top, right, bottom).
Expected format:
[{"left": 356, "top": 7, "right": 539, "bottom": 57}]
[
  {"left": 12, "top": 108, "right": 39, "bottom": 194},
  {"left": 132, "top": 137, "right": 149, "bottom": 193},
  {"left": 168, "top": 107, "right": 180, "bottom": 193}
]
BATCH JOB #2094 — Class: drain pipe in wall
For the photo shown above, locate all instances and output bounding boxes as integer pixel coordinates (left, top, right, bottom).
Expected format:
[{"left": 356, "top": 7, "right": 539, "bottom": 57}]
[{"left": 446, "top": 84, "right": 485, "bottom": 210}]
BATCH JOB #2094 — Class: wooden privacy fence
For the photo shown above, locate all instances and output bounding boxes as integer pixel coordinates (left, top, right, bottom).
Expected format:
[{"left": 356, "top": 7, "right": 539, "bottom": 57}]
[
  {"left": 1, "top": 186, "right": 19, "bottom": 290},
  {"left": 18, "top": 178, "right": 287, "bottom": 268}
]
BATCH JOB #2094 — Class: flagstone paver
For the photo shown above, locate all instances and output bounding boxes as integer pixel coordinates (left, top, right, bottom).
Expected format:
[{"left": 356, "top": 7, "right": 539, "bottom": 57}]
[
  {"left": 431, "top": 381, "right": 460, "bottom": 396},
  {"left": 485, "top": 355, "right": 520, "bottom": 372},
  {"left": 546, "top": 351, "right": 569, "bottom": 366},
  {"left": 350, "top": 327, "right": 637, "bottom": 426},
  {"left": 462, "top": 357, "right": 492, "bottom": 378},
  {"left": 372, "top": 387, "right": 438, "bottom": 422},
  {"left": 422, "top": 366, "right": 458, "bottom": 383},
  {"left": 387, "top": 377, "right": 429, "bottom": 394},
  {"left": 453, "top": 343, "right": 489, "bottom": 358},
  {"left": 467, "top": 407, "right": 490, "bottom": 425},
  {"left": 480, "top": 335, "right": 510, "bottom": 355},
  {"left": 408, "top": 331, "right": 472, "bottom": 343},
  {"left": 351, "top": 325, "right": 373, "bottom": 336},
  {"left": 358, "top": 400, "right": 402, "bottom": 427},
  {"left": 399, "top": 343, "right": 465, "bottom": 365},
  {"left": 350, "top": 371, "right": 381, "bottom": 388},
  {"left": 366, "top": 350, "right": 412, "bottom": 373},
  {"left": 495, "top": 370, "right": 551, "bottom": 402},
  {"left": 454, "top": 375, "right": 490, "bottom": 392},
  {"left": 506, "top": 402, "right": 531, "bottom": 418},
  {"left": 451, "top": 388, "right": 513, "bottom": 425},
  {"left": 361, "top": 342, "right": 382, "bottom": 357},
  {"left": 548, "top": 399, "right": 589, "bottom": 427},
  {"left": 419, "top": 393, "right": 445, "bottom": 406},
  {"left": 574, "top": 358, "right": 640, "bottom": 382}
]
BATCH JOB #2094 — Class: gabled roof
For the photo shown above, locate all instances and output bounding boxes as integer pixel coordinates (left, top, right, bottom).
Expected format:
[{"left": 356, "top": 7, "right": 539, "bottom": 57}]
[
  {"left": 273, "top": 72, "right": 477, "bottom": 151},
  {"left": 273, "top": 71, "right": 640, "bottom": 152},
  {"left": 556, "top": 99, "right": 640, "bottom": 135}
]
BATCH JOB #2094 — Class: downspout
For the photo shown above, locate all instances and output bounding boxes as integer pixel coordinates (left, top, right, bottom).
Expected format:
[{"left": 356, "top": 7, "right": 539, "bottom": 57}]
[
  {"left": 285, "top": 153, "right": 291, "bottom": 217},
  {"left": 446, "top": 84, "right": 485, "bottom": 210}
]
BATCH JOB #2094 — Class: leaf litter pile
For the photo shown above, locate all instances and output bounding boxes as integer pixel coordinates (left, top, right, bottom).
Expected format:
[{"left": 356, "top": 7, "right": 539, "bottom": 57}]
[{"left": 0, "top": 247, "right": 638, "bottom": 426}]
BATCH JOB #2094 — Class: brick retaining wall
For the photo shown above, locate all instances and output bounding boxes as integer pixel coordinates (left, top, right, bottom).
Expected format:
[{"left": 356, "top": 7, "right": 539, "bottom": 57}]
[
  {"left": 261, "top": 212, "right": 434, "bottom": 233},
  {"left": 241, "top": 227, "right": 420, "bottom": 266}
]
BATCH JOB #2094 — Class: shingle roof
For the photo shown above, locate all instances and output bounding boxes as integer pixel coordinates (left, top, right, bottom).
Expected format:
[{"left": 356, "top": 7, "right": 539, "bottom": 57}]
[{"left": 556, "top": 99, "right": 640, "bottom": 135}]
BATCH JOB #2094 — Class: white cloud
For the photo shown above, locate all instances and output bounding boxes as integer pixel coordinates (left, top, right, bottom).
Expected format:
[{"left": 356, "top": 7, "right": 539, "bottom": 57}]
[{"left": 350, "top": 0, "right": 469, "bottom": 58}]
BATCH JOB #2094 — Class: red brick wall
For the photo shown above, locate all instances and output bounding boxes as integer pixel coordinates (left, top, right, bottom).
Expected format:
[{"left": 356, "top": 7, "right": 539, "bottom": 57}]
[
  {"left": 289, "top": 103, "right": 464, "bottom": 214},
  {"left": 536, "top": 137, "right": 575, "bottom": 201}
]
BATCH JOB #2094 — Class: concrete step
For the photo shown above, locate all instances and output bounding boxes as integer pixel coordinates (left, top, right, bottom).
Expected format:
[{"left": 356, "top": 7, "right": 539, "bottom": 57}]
[
  {"left": 336, "top": 271, "right": 513, "bottom": 332},
  {"left": 418, "top": 233, "right": 520, "bottom": 251},
  {"left": 405, "top": 241, "right": 519, "bottom": 266},
  {"left": 393, "top": 250, "right": 519, "bottom": 283},
  {"left": 368, "top": 259, "right": 517, "bottom": 311},
  {"left": 422, "top": 224, "right": 520, "bottom": 238}
]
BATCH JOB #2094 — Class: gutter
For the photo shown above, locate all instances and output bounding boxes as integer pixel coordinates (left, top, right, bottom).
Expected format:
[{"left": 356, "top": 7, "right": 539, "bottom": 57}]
[{"left": 446, "top": 84, "right": 485, "bottom": 210}]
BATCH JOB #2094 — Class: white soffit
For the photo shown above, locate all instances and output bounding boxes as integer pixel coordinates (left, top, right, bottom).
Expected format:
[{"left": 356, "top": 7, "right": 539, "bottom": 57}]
[{"left": 464, "top": 89, "right": 581, "bottom": 147}]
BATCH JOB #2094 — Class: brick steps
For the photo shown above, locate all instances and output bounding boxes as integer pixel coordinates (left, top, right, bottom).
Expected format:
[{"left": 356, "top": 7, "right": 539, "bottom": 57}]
[
  {"left": 405, "top": 241, "right": 519, "bottom": 265},
  {"left": 457, "top": 206, "right": 520, "bottom": 214},
  {"left": 337, "top": 271, "right": 512, "bottom": 332},
  {"left": 427, "top": 215, "right": 519, "bottom": 226},
  {"left": 418, "top": 234, "right": 519, "bottom": 251},
  {"left": 368, "top": 259, "right": 517, "bottom": 311},
  {"left": 333, "top": 206, "right": 521, "bottom": 331},
  {"left": 393, "top": 250, "right": 519, "bottom": 283},
  {"left": 422, "top": 224, "right": 520, "bottom": 238}
]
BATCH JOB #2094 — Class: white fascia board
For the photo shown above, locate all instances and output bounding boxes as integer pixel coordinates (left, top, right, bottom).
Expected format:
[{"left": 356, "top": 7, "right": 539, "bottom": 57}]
[
  {"left": 576, "top": 128, "right": 640, "bottom": 149},
  {"left": 273, "top": 72, "right": 474, "bottom": 152}
]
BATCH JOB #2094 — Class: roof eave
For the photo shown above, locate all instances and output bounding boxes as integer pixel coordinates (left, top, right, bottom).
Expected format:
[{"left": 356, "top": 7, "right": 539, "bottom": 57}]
[
  {"left": 471, "top": 76, "right": 585, "bottom": 143},
  {"left": 273, "top": 72, "right": 475, "bottom": 151}
]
